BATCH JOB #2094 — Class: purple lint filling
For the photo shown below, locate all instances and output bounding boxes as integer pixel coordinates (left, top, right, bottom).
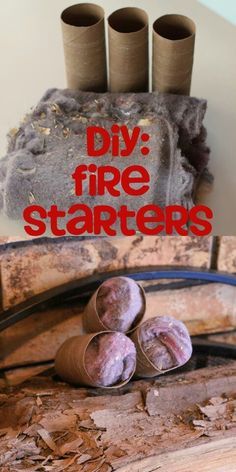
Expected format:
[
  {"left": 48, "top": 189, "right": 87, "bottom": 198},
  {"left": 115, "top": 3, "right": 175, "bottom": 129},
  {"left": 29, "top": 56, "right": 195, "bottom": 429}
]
[
  {"left": 96, "top": 277, "right": 144, "bottom": 332},
  {"left": 139, "top": 316, "right": 192, "bottom": 371},
  {"left": 85, "top": 332, "right": 136, "bottom": 387}
]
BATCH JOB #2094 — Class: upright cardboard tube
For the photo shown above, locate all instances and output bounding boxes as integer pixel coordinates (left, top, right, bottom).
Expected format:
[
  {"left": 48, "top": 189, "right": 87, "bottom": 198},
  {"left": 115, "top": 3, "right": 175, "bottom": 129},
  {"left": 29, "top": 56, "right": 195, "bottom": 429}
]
[
  {"left": 82, "top": 281, "right": 146, "bottom": 334},
  {"left": 130, "top": 328, "right": 163, "bottom": 378},
  {"left": 152, "top": 14, "right": 196, "bottom": 95},
  {"left": 61, "top": 3, "right": 107, "bottom": 92},
  {"left": 108, "top": 7, "right": 149, "bottom": 92},
  {"left": 55, "top": 332, "right": 136, "bottom": 388}
]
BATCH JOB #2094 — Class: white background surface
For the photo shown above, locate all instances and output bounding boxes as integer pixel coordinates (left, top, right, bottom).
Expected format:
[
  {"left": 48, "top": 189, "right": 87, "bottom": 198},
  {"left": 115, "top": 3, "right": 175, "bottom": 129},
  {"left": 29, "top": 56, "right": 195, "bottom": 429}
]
[
  {"left": 199, "top": 0, "right": 236, "bottom": 25},
  {"left": 0, "top": 0, "right": 236, "bottom": 235}
]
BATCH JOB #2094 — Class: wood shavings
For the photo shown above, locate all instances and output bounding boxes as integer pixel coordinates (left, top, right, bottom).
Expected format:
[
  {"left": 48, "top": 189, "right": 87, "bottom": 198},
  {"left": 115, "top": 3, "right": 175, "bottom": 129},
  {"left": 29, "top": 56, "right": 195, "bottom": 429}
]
[
  {"left": 52, "top": 454, "right": 81, "bottom": 470},
  {"left": 0, "top": 436, "right": 41, "bottom": 467},
  {"left": 58, "top": 437, "right": 83, "bottom": 455},
  {"left": 22, "top": 389, "right": 55, "bottom": 397},
  {"left": 8, "top": 128, "right": 19, "bottom": 138},
  {"left": 63, "top": 128, "right": 70, "bottom": 138},
  {"left": 137, "top": 118, "right": 151, "bottom": 126},
  {"left": 79, "top": 116, "right": 88, "bottom": 124},
  {"left": 193, "top": 396, "right": 236, "bottom": 439},
  {"left": 38, "top": 127, "right": 51, "bottom": 136},
  {"left": 198, "top": 402, "right": 227, "bottom": 420},
  {"left": 0, "top": 394, "right": 8, "bottom": 402},
  {"left": 37, "top": 428, "right": 57, "bottom": 451},
  {"left": 51, "top": 104, "right": 62, "bottom": 115},
  {"left": 77, "top": 453, "right": 92, "bottom": 464},
  {"left": 192, "top": 419, "right": 209, "bottom": 428},
  {"left": 28, "top": 192, "right": 36, "bottom": 204},
  {"left": 1, "top": 365, "right": 236, "bottom": 471},
  {"left": 209, "top": 396, "right": 227, "bottom": 406},
  {"left": 39, "top": 412, "right": 77, "bottom": 433},
  {"left": 79, "top": 419, "right": 99, "bottom": 430},
  {"left": 36, "top": 397, "right": 42, "bottom": 407}
]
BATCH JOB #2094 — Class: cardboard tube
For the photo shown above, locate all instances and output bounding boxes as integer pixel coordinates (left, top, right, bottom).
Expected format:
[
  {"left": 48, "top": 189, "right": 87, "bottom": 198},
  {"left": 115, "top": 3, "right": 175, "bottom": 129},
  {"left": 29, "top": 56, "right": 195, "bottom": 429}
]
[
  {"left": 108, "top": 7, "right": 149, "bottom": 92},
  {"left": 152, "top": 14, "right": 196, "bottom": 95},
  {"left": 82, "top": 281, "right": 146, "bottom": 334},
  {"left": 55, "top": 332, "right": 136, "bottom": 388},
  {"left": 61, "top": 3, "right": 107, "bottom": 91},
  {"left": 131, "top": 327, "right": 185, "bottom": 378}
]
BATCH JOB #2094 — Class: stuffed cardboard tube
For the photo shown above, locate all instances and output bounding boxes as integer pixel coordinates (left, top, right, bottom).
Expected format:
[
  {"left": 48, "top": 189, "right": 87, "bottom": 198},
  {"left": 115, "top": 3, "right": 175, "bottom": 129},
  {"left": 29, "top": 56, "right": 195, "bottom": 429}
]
[
  {"left": 55, "top": 331, "right": 136, "bottom": 388},
  {"left": 152, "top": 14, "right": 196, "bottom": 95},
  {"left": 82, "top": 277, "right": 146, "bottom": 334},
  {"left": 61, "top": 3, "right": 107, "bottom": 92},
  {"left": 108, "top": 7, "right": 149, "bottom": 92},
  {"left": 131, "top": 316, "right": 193, "bottom": 378}
]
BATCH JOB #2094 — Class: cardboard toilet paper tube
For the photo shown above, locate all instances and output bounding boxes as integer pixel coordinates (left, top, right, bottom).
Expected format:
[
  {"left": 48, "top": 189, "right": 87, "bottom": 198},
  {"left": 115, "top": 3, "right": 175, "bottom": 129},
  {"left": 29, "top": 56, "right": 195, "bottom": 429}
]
[
  {"left": 131, "top": 317, "right": 192, "bottom": 378},
  {"left": 82, "top": 278, "right": 146, "bottom": 334},
  {"left": 108, "top": 7, "right": 149, "bottom": 92},
  {"left": 152, "top": 14, "right": 196, "bottom": 95},
  {"left": 131, "top": 328, "right": 163, "bottom": 378},
  {"left": 61, "top": 3, "right": 107, "bottom": 91},
  {"left": 55, "top": 332, "right": 136, "bottom": 388}
]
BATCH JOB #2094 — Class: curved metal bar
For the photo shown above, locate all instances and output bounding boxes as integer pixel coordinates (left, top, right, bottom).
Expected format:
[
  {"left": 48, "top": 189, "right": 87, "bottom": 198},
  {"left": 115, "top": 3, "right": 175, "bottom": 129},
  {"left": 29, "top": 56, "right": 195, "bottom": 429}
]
[{"left": 192, "top": 338, "right": 236, "bottom": 359}]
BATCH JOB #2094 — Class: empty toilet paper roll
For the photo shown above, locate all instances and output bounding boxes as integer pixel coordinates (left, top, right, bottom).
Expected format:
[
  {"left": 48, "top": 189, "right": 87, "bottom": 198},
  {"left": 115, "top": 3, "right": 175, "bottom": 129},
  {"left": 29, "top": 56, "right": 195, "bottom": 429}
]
[
  {"left": 82, "top": 277, "right": 146, "bottom": 334},
  {"left": 55, "top": 331, "right": 136, "bottom": 388},
  {"left": 108, "top": 7, "right": 149, "bottom": 92},
  {"left": 152, "top": 14, "right": 196, "bottom": 95},
  {"left": 61, "top": 3, "right": 107, "bottom": 92},
  {"left": 131, "top": 316, "right": 192, "bottom": 378}
]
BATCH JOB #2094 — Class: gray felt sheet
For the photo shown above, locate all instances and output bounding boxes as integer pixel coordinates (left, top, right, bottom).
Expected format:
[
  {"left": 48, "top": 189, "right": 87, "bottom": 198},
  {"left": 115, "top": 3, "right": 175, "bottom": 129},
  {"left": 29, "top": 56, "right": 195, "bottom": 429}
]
[{"left": 0, "top": 89, "right": 210, "bottom": 232}]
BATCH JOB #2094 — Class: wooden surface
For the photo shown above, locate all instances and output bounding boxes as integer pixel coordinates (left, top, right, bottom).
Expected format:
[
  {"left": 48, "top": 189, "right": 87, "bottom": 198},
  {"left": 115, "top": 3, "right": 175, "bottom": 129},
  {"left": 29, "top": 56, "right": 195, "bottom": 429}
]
[
  {"left": 118, "top": 437, "right": 236, "bottom": 472},
  {"left": 0, "top": 362, "right": 236, "bottom": 471}
]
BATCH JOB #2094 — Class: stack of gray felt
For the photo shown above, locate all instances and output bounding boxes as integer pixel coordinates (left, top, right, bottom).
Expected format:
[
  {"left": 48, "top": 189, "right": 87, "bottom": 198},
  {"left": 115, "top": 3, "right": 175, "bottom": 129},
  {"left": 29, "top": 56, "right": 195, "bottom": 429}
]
[{"left": 0, "top": 88, "right": 210, "bottom": 228}]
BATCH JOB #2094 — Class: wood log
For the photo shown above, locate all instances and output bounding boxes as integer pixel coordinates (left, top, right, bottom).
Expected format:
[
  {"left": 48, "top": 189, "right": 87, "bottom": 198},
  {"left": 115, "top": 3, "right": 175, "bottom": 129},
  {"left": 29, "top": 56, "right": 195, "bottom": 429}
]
[
  {"left": 0, "top": 305, "right": 84, "bottom": 368},
  {"left": 0, "top": 236, "right": 212, "bottom": 309},
  {"left": 144, "top": 282, "right": 236, "bottom": 334},
  {"left": 2, "top": 363, "right": 54, "bottom": 387}
]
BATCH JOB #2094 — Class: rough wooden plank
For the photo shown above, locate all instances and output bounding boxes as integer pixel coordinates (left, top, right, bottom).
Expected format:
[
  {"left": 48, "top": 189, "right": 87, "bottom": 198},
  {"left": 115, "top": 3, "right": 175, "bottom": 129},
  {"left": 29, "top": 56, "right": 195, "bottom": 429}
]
[
  {"left": 0, "top": 236, "right": 212, "bottom": 309},
  {"left": 217, "top": 236, "right": 236, "bottom": 273},
  {"left": 117, "top": 437, "right": 236, "bottom": 472},
  {"left": 145, "top": 363, "right": 236, "bottom": 416}
]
